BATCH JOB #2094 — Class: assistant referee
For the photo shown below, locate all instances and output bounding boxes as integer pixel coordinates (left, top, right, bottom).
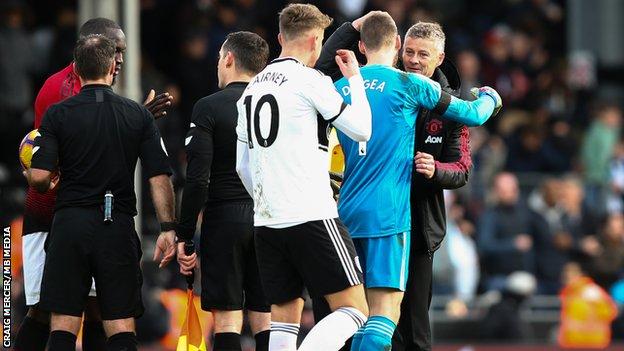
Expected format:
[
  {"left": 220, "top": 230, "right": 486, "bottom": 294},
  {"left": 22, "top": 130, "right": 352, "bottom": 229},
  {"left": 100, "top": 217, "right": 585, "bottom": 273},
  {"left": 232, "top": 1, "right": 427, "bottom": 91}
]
[
  {"left": 176, "top": 31, "right": 271, "bottom": 351},
  {"left": 28, "top": 34, "right": 177, "bottom": 351}
]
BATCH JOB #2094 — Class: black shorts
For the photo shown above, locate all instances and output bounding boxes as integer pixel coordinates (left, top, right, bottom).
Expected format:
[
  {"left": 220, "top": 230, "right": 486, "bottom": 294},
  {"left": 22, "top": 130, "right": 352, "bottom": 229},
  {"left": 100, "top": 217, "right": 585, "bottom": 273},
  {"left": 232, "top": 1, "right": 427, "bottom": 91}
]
[
  {"left": 39, "top": 206, "right": 143, "bottom": 320},
  {"left": 200, "top": 201, "right": 269, "bottom": 312},
  {"left": 255, "top": 218, "right": 363, "bottom": 305}
]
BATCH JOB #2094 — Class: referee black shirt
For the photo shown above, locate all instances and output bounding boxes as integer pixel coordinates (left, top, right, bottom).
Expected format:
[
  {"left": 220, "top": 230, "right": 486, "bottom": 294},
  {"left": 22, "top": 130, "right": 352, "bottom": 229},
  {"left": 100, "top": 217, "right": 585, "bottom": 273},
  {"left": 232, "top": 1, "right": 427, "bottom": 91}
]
[
  {"left": 32, "top": 84, "right": 172, "bottom": 215},
  {"left": 177, "top": 82, "right": 251, "bottom": 240}
]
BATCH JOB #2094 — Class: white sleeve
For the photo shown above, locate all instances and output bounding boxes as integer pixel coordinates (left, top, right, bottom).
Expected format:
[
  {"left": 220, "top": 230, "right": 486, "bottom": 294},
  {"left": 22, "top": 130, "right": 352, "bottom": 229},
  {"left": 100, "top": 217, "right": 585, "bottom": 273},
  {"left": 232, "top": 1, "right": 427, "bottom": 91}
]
[
  {"left": 306, "top": 74, "right": 346, "bottom": 120},
  {"left": 330, "top": 74, "right": 372, "bottom": 142},
  {"left": 306, "top": 73, "right": 371, "bottom": 142},
  {"left": 235, "top": 140, "right": 253, "bottom": 196}
]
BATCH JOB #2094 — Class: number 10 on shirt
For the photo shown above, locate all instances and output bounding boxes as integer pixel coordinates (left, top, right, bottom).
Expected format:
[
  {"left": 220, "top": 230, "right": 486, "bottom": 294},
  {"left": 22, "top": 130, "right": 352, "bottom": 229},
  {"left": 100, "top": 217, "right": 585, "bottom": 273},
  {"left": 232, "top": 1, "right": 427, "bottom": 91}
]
[{"left": 243, "top": 94, "right": 280, "bottom": 148}]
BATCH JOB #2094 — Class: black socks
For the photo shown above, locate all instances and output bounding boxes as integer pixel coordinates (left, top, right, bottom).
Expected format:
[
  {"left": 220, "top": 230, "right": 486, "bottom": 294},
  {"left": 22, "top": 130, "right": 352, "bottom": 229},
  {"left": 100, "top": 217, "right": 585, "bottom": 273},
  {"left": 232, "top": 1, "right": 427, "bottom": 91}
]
[
  {"left": 82, "top": 320, "right": 107, "bottom": 351},
  {"left": 48, "top": 330, "right": 77, "bottom": 351},
  {"left": 106, "top": 332, "right": 138, "bottom": 351},
  {"left": 254, "top": 330, "right": 271, "bottom": 351},
  {"left": 214, "top": 332, "right": 241, "bottom": 351},
  {"left": 14, "top": 316, "right": 50, "bottom": 351}
]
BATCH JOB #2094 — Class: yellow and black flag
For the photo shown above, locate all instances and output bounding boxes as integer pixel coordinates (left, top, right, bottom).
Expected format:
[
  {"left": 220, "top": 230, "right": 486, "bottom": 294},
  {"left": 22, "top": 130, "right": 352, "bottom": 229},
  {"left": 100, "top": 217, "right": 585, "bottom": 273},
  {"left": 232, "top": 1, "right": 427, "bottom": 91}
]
[
  {"left": 177, "top": 241, "right": 207, "bottom": 351},
  {"left": 176, "top": 289, "right": 207, "bottom": 351}
]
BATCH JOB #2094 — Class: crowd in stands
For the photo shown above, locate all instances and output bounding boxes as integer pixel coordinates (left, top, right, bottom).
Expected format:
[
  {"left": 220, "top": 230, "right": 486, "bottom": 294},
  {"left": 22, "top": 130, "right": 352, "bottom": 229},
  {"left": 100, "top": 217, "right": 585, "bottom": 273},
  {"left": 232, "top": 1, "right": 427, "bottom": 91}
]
[{"left": 2, "top": 0, "right": 623, "bottom": 346}]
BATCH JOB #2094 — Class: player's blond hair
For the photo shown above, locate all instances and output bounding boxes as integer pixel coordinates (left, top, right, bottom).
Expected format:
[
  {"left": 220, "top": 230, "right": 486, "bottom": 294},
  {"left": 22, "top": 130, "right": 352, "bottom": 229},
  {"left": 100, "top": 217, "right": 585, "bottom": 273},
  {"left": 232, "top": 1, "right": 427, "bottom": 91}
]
[
  {"left": 279, "top": 3, "right": 332, "bottom": 41},
  {"left": 405, "top": 21, "right": 446, "bottom": 53}
]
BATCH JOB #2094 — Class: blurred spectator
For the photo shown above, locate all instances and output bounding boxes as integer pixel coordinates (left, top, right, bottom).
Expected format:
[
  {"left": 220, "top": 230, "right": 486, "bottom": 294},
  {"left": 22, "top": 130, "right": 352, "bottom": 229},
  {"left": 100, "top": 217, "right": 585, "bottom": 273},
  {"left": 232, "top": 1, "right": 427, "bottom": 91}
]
[
  {"left": 48, "top": 5, "right": 77, "bottom": 73},
  {"left": 529, "top": 177, "right": 598, "bottom": 294},
  {"left": 456, "top": 49, "right": 481, "bottom": 100},
  {"left": 581, "top": 103, "right": 622, "bottom": 215},
  {"left": 433, "top": 192, "right": 480, "bottom": 320},
  {"left": 506, "top": 30, "right": 533, "bottom": 107},
  {"left": 467, "top": 128, "right": 506, "bottom": 204},
  {"left": 528, "top": 178, "right": 563, "bottom": 232},
  {"left": 608, "top": 140, "right": 624, "bottom": 212},
  {"left": 142, "top": 55, "right": 185, "bottom": 185},
  {"left": 0, "top": 1, "right": 35, "bottom": 115},
  {"left": 433, "top": 192, "right": 480, "bottom": 302},
  {"left": 480, "top": 271, "right": 537, "bottom": 340},
  {"left": 529, "top": 178, "right": 567, "bottom": 293},
  {"left": 175, "top": 30, "right": 217, "bottom": 126},
  {"left": 0, "top": 1, "right": 37, "bottom": 182},
  {"left": 505, "top": 125, "right": 548, "bottom": 172},
  {"left": 477, "top": 172, "right": 540, "bottom": 291},
  {"left": 585, "top": 213, "right": 624, "bottom": 291},
  {"left": 542, "top": 117, "right": 576, "bottom": 172},
  {"left": 480, "top": 25, "right": 512, "bottom": 102},
  {"left": 559, "top": 176, "right": 602, "bottom": 265},
  {"left": 559, "top": 177, "right": 599, "bottom": 241}
]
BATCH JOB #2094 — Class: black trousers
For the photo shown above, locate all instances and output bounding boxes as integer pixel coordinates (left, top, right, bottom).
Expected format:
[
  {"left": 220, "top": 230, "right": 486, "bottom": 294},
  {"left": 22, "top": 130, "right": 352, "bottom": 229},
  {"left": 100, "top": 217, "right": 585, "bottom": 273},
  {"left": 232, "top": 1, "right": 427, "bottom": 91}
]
[
  {"left": 312, "top": 234, "right": 434, "bottom": 351},
  {"left": 392, "top": 248, "right": 433, "bottom": 351}
]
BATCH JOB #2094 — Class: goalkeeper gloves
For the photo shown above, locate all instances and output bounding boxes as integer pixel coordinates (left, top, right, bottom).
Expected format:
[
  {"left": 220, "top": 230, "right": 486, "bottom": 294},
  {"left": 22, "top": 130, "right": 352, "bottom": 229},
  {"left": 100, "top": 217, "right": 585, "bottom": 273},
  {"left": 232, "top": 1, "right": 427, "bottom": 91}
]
[{"left": 470, "top": 86, "right": 502, "bottom": 117}]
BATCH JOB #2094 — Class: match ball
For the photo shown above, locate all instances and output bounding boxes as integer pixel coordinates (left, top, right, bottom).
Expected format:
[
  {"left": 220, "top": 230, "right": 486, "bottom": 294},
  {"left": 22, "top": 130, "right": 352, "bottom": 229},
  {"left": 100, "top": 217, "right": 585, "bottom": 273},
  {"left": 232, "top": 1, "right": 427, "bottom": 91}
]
[{"left": 19, "top": 129, "right": 39, "bottom": 170}]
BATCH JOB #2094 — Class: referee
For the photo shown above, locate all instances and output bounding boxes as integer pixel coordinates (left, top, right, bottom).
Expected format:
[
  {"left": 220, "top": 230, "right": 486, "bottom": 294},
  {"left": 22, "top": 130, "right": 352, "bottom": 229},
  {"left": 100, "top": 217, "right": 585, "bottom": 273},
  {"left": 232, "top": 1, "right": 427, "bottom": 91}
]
[
  {"left": 27, "top": 35, "right": 176, "bottom": 351},
  {"left": 176, "top": 31, "right": 271, "bottom": 351}
]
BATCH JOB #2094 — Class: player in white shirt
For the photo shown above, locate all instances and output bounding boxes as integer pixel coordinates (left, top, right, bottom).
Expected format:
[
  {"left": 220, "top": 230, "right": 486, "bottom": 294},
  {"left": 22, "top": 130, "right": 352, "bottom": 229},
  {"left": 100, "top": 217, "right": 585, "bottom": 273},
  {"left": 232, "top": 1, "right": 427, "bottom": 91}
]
[{"left": 235, "top": 4, "right": 372, "bottom": 351}]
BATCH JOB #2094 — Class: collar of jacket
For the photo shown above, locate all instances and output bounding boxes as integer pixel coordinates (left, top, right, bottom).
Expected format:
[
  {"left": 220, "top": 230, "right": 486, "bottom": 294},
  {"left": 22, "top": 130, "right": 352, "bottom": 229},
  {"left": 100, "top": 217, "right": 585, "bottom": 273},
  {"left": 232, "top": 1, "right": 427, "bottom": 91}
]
[{"left": 431, "top": 58, "right": 461, "bottom": 97}]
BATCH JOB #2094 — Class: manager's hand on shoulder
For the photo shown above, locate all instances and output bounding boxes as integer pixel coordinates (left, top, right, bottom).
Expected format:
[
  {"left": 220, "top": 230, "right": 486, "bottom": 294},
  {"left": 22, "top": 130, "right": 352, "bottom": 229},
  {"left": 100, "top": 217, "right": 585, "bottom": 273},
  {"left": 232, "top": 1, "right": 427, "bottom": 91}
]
[
  {"left": 154, "top": 230, "right": 176, "bottom": 268},
  {"left": 143, "top": 89, "right": 173, "bottom": 119}
]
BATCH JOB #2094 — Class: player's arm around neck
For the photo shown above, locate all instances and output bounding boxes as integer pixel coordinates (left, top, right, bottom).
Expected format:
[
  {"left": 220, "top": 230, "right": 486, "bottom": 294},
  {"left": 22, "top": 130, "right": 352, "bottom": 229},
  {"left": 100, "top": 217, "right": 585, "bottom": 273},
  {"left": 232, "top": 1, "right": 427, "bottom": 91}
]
[
  {"left": 443, "top": 89, "right": 501, "bottom": 127},
  {"left": 332, "top": 50, "right": 372, "bottom": 142},
  {"left": 409, "top": 73, "right": 502, "bottom": 127}
]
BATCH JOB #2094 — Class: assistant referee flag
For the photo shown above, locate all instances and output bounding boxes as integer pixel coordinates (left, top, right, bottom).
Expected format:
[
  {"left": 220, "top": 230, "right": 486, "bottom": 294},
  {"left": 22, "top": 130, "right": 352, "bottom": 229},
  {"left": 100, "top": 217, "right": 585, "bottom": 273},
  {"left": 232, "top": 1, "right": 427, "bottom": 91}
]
[{"left": 177, "top": 289, "right": 207, "bottom": 351}]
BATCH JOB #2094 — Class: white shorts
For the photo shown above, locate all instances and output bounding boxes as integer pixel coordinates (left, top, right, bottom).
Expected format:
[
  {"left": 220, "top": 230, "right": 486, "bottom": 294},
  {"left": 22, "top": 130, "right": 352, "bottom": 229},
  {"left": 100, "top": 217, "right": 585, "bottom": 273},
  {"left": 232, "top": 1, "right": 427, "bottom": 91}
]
[{"left": 23, "top": 231, "right": 97, "bottom": 306}]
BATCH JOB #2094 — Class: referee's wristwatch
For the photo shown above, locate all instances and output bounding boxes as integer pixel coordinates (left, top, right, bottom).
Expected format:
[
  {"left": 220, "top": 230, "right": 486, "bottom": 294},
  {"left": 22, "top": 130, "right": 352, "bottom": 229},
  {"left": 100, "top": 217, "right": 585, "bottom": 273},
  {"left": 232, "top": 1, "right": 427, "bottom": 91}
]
[{"left": 160, "top": 221, "right": 177, "bottom": 232}]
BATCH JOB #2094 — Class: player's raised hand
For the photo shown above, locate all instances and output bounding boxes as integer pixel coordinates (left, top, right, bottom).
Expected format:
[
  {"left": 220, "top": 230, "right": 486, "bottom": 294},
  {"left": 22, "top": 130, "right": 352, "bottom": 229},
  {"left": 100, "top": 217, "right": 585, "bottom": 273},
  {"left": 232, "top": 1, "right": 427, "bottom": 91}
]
[
  {"left": 470, "top": 86, "right": 502, "bottom": 117},
  {"left": 143, "top": 89, "right": 173, "bottom": 119},
  {"left": 154, "top": 230, "right": 176, "bottom": 268},
  {"left": 336, "top": 49, "right": 360, "bottom": 79}
]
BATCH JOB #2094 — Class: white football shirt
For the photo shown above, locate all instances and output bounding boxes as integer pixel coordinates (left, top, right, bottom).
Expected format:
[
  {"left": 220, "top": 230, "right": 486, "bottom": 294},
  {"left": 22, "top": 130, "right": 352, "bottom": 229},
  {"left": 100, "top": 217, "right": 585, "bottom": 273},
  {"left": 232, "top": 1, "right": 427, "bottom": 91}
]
[{"left": 236, "top": 57, "right": 352, "bottom": 227}]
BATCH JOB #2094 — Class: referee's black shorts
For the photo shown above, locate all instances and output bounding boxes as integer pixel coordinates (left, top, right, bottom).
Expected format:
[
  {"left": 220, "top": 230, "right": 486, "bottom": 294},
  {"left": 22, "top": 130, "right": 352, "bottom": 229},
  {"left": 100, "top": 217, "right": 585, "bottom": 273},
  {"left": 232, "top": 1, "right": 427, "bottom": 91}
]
[
  {"left": 255, "top": 218, "right": 363, "bottom": 305},
  {"left": 200, "top": 201, "right": 269, "bottom": 312},
  {"left": 39, "top": 206, "right": 143, "bottom": 320}
]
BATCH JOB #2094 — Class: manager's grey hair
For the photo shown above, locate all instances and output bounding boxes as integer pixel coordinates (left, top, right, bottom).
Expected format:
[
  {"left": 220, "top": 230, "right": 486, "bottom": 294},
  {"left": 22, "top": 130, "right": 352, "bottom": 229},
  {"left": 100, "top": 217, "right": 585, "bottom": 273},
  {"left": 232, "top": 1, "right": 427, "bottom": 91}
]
[{"left": 405, "top": 21, "right": 445, "bottom": 53}]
